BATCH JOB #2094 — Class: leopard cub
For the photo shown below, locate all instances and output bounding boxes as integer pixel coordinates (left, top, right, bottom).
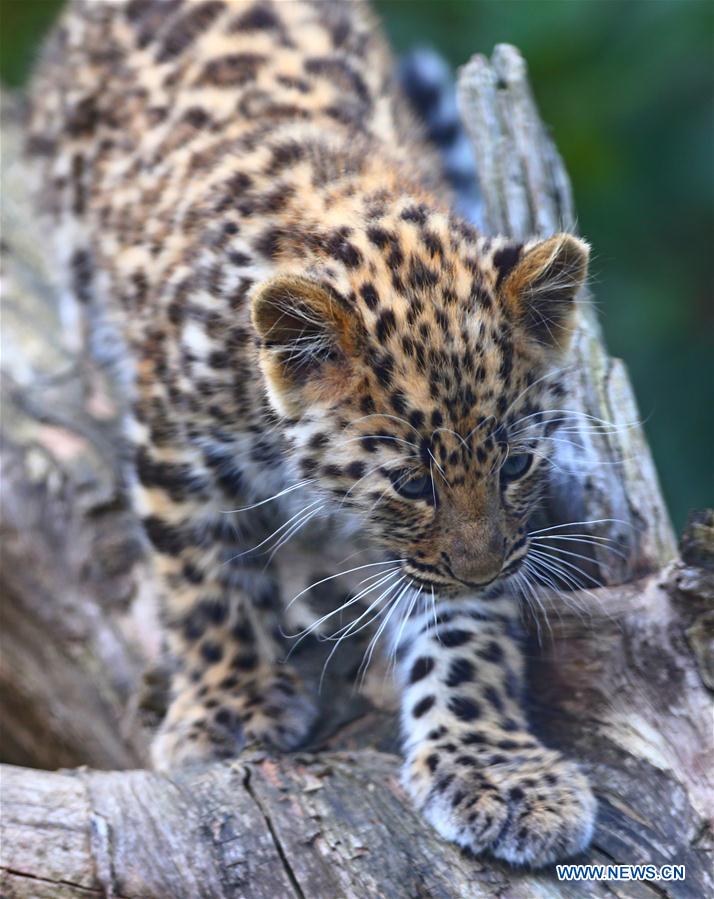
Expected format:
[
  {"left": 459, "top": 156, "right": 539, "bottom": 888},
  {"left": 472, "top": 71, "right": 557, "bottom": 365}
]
[{"left": 27, "top": 0, "right": 595, "bottom": 867}]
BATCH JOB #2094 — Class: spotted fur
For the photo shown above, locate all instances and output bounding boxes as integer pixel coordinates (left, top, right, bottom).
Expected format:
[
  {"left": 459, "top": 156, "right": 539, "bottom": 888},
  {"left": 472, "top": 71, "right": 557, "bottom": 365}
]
[{"left": 26, "top": 0, "right": 594, "bottom": 868}]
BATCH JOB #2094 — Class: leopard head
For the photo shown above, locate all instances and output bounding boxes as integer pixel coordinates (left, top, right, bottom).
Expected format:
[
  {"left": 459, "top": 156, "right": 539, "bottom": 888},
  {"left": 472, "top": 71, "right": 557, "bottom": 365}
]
[{"left": 251, "top": 211, "right": 589, "bottom": 597}]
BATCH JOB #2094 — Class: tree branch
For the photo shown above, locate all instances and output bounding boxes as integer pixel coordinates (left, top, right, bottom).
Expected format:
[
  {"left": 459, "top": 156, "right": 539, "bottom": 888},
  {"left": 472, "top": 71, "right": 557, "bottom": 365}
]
[{"left": 2, "top": 544, "right": 713, "bottom": 899}]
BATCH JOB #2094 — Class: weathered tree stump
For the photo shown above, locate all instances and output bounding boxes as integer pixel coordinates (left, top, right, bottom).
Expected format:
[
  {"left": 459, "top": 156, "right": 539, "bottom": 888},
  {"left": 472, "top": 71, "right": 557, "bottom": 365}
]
[{"left": 1, "top": 46, "right": 711, "bottom": 899}]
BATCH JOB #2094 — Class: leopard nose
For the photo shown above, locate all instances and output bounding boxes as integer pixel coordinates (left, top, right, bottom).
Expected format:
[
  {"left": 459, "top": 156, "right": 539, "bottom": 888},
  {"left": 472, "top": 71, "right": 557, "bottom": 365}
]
[{"left": 447, "top": 529, "right": 506, "bottom": 585}]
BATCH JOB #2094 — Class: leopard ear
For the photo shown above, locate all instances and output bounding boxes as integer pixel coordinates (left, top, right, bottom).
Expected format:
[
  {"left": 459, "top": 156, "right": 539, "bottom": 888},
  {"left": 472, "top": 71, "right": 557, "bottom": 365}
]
[
  {"left": 252, "top": 275, "right": 363, "bottom": 416},
  {"left": 501, "top": 233, "right": 589, "bottom": 352}
]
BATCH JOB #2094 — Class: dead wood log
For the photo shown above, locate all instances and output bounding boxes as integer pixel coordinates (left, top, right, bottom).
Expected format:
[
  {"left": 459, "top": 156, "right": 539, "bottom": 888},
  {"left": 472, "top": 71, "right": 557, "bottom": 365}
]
[
  {"left": 0, "top": 98, "right": 148, "bottom": 771},
  {"left": 2, "top": 548, "right": 713, "bottom": 898},
  {"left": 1, "top": 46, "right": 711, "bottom": 899}
]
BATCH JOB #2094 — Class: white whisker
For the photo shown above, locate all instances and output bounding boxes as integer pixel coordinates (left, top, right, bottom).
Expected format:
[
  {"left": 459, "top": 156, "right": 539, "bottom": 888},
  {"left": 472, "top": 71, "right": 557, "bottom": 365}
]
[
  {"left": 531, "top": 542, "right": 616, "bottom": 573},
  {"left": 325, "top": 575, "right": 404, "bottom": 644},
  {"left": 358, "top": 581, "right": 411, "bottom": 686},
  {"left": 529, "top": 518, "right": 632, "bottom": 536},
  {"left": 264, "top": 504, "right": 325, "bottom": 564},
  {"left": 388, "top": 584, "right": 422, "bottom": 674},
  {"left": 285, "top": 569, "right": 400, "bottom": 654},
  {"left": 223, "top": 498, "right": 322, "bottom": 562},
  {"left": 220, "top": 478, "right": 314, "bottom": 514},
  {"left": 318, "top": 575, "right": 406, "bottom": 689},
  {"left": 528, "top": 546, "right": 606, "bottom": 589},
  {"left": 285, "top": 558, "right": 405, "bottom": 611}
]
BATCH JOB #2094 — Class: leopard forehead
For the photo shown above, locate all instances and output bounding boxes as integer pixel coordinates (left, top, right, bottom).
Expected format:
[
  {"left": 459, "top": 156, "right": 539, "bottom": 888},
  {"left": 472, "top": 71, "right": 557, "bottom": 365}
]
[
  {"left": 291, "top": 213, "right": 555, "bottom": 438},
  {"left": 285, "top": 219, "right": 565, "bottom": 491}
]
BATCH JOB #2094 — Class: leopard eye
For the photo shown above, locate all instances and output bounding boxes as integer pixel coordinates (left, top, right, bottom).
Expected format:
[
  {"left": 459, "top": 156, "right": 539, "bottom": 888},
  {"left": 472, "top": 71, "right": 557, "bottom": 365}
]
[
  {"left": 390, "top": 470, "right": 433, "bottom": 501},
  {"left": 500, "top": 452, "right": 533, "bottom": 483}
]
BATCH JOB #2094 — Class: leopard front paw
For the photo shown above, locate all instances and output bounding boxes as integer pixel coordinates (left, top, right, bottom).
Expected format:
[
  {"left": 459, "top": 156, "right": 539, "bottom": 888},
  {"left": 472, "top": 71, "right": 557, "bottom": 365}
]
[
  {"left": 151, "top": 669, "right": 319, "bottom": 770},
  {"left": 241, "top": 671, "right": 319, "bottom": 751},
  {"left": 405, "top": 746, "right": 596, "bottom": 868},
  {"left": 493, "top": 757, "right": 595, "bottom": 867},
  {"left": 151, "top": 708, "right": 245, "bottom": 770}
]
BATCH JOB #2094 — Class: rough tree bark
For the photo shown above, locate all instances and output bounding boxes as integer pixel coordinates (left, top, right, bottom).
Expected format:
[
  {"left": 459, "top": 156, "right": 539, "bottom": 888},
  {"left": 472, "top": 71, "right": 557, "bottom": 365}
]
[{"left": 1, "top": 47, "right": 712, "bottom": 899}]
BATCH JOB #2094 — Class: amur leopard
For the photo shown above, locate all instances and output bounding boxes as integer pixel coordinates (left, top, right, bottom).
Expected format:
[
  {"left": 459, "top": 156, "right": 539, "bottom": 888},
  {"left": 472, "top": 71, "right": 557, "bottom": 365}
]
[{"left": 26, "top": 0, "right": 595, "bottom": 868}]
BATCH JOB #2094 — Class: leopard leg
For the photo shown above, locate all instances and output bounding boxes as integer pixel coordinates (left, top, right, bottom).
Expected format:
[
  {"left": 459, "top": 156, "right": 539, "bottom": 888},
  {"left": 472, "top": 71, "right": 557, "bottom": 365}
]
[
  {"left": 133, "top": 440, "right": 319, "bottom": 770},
  {"left": 396, "top": 596, "right": 596, "bottom": 867},
  {"left": 151, "top": 566, "right": 318, "bottom": 769}
]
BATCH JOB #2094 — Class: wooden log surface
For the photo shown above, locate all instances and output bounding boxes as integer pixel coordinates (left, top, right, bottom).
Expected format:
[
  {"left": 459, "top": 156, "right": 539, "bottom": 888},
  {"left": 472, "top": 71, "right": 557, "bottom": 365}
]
[
  {"left": 2, "top": 550, "right": 714, "bottom": 898},
  {"left": 1, "top": 44, "right": 712, "bottom": 899}
]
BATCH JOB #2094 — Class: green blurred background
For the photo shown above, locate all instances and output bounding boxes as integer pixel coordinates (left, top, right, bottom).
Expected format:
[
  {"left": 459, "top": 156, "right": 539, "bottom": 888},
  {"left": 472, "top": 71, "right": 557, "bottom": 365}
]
[{"left": 1, "top": 0, "right": 712, "bottom": 531}]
